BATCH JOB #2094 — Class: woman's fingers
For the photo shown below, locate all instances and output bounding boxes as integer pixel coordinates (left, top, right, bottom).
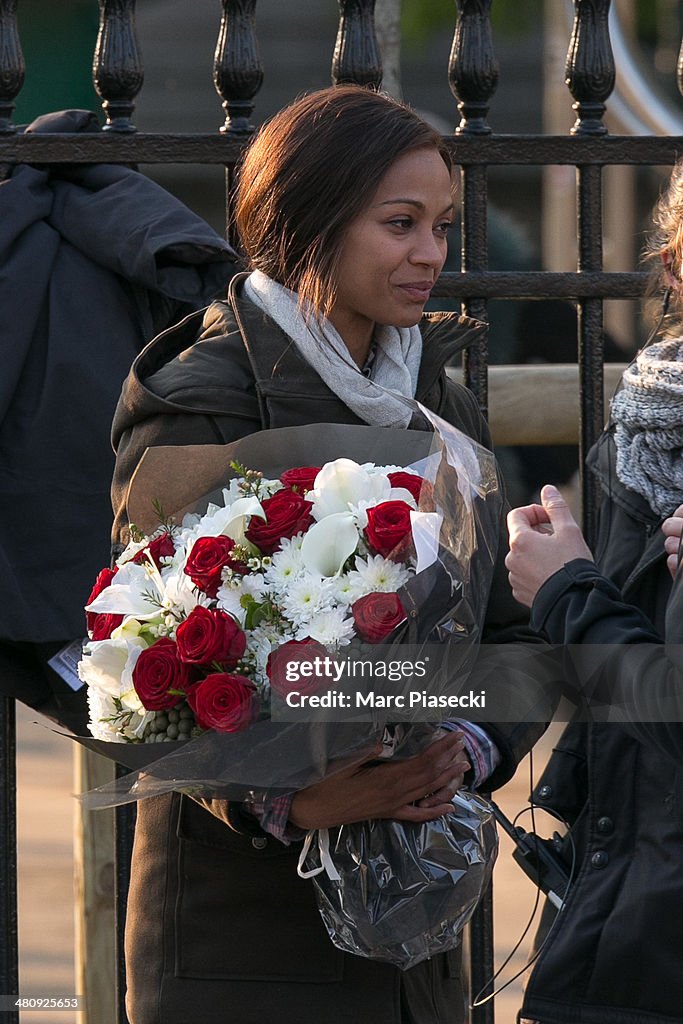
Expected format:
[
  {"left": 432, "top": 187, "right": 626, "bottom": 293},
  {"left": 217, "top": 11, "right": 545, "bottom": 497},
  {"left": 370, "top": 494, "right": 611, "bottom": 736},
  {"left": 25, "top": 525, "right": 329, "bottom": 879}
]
[
  {"left": 663, "top": 529, "right": 683, "bottom": 579},
  {"left": 390, "top": 801, "right": 456, "bottom": 823},
  {"left": 289, "top": 730, "right": 468, "bottom": 829},
  {"left": 380, "top": 731, "right": 466, "bottom": 803},
  {"left": 664, "top": 534, "right": 682, "bottom": 554},
  {"left": 662, "top": 516, "right": 683, "bottom": 539},
  {"left": 416, "top": 763, "right": 470, "bottom": 808}
]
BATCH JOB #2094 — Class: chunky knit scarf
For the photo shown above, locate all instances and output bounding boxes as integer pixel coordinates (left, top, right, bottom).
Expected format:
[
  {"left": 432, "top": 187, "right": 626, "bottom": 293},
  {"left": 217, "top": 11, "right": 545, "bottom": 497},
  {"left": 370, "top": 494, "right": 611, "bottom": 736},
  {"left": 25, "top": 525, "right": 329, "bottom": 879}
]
[
  {"left": 243, "top": 270, "right": 422, "bottom": 428},
  {"left": 611, "top": 337, "right": 683, "bottom": 516}
]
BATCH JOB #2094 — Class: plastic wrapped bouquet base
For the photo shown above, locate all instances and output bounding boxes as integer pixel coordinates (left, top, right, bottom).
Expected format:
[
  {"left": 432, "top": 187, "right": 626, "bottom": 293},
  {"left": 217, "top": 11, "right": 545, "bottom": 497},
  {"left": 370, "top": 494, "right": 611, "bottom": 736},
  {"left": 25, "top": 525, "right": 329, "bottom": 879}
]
[{"left": 298, "top": 789, "right": 498, "bottom": 970}]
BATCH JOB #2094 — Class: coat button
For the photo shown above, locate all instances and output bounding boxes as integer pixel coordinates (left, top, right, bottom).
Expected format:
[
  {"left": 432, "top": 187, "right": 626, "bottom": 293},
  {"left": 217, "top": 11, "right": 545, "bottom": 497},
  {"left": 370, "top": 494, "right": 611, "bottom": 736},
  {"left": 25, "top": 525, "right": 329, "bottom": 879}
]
[
  {"left": 537, "top": 785, "right": 553, "bottom": 800},
  {"left": 591, "top": 851, "right": 608, "bottom": 868},
  {"left": 596, "top": 816, "right": 613, "bottom": 835},
  {"left": 251, "top": 836, "right": 268, "bottom": 850}
]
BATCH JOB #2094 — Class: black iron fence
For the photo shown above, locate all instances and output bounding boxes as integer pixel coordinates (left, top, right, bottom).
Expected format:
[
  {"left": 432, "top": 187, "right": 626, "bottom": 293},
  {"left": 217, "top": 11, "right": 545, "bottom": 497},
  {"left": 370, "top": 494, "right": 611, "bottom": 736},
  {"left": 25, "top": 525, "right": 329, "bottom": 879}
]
[{"left": 1, "top": 1, "right": 681, "bottom": 1022}]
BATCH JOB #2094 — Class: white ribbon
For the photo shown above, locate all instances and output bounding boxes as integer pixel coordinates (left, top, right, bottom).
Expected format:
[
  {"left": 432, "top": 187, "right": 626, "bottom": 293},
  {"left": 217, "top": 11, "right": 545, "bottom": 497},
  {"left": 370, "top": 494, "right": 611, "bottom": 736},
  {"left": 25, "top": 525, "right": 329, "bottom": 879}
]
[{"left": 296, "top": 828, "right": 341, "bottom": 881}]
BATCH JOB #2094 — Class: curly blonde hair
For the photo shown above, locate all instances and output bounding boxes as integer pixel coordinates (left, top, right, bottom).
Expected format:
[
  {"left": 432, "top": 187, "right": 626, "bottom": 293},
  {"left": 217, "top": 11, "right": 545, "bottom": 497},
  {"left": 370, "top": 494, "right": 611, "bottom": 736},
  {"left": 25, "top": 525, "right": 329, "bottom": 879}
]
[{"left": 642, "top": 160, "right": 683, "bottom": 327}]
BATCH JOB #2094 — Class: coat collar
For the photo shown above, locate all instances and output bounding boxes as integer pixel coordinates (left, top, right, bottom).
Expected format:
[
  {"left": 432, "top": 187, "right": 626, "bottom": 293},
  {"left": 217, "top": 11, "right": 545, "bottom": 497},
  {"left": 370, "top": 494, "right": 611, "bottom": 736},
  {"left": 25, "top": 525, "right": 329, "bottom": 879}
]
[{"left": 227, "top": 271, "right": 486, "bottom": 399}]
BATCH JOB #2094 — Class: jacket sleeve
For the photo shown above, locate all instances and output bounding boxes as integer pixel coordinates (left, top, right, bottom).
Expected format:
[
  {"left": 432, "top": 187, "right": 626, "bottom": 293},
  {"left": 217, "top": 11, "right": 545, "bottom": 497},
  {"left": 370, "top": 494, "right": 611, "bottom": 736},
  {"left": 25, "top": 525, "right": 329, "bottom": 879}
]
[{"left": 530, "top": 557, "right": 683, "bottom": 763}]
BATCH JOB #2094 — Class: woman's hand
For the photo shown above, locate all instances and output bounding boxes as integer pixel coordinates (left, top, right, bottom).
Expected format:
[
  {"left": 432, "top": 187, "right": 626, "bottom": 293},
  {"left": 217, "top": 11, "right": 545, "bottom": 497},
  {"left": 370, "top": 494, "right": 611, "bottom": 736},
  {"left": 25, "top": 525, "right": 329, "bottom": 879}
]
[
  {"left": 662, "top": 504, "right": 683, "bottom": 578},
  {"left": 506, "top": 485, "right": 593, "bottom": 607},
  {"left": 288, "top": 729, "right": 470, "bottom": 830}
]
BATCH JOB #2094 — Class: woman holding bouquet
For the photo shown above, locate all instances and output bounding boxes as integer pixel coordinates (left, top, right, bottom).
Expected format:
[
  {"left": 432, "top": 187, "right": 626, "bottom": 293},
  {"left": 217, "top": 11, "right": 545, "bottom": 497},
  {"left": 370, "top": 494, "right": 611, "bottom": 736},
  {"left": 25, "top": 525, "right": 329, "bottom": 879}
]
[{"left": 111, "top": 86, "right": 543, "bottom": 1024}]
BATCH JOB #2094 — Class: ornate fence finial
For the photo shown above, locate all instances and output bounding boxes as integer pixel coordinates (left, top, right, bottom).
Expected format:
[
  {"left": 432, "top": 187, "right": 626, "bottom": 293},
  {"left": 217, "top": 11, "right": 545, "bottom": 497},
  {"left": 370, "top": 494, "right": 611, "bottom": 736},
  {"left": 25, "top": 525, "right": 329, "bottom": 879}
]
[
  {"left": 0, "top": 0, "right": 24, "bottom": 134},
  {"left": 449, "top": 0, "right": 499, "bottom": 136},
  {"left": 332, "top": 0, "right": 382, "bottom": 89},
  {"left": 565, "top": 0, "right": 615, "bottom": 135},
  {"left": 214, "top": 0, "right": 263, "bottom": 136},
  {"left": 93, "top": 0, "right": 144, "bottom": 132}
]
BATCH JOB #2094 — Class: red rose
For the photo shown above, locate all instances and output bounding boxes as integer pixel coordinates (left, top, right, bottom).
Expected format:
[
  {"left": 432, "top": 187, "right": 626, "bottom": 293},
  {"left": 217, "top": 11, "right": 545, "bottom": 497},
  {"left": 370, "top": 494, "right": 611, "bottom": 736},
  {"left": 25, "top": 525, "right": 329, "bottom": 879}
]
[
  {"left": 132, "top": 637, "right": 192, "bottom": 710},
  {"left": 85, "top": 567, "right": 118, "bottom": 633},
  {"left": 184, "top": 536, "right": 248, "bottom": 597},
  {"left": 365, "top": 500, "right": 413, "bottom": 561},
  {"left": 132, "top": 532, "right": 175, "bottom": 569},
  {"left": 267, "top": 637, "right": 329, "bottom": 698},
  {"left": 246, "top": 488, "right": 313, "bottom": 554},
  {"left": 187, "top": 673, "right": 258, "bottom": 732},
  {"left": 91, "top": 613, "right": 124, "bottom": 641},
  {"left": 388, "top": 471, "right": 430, "bottom": 506},
  {"left": 176, "top": 606, "right": 246, "bottom": 667},
  {"left": 279, "top": 466, "right": 321, "bottom": 495},
  {"left": 352, "top": 592, "right": 406, "bottom": 643}
]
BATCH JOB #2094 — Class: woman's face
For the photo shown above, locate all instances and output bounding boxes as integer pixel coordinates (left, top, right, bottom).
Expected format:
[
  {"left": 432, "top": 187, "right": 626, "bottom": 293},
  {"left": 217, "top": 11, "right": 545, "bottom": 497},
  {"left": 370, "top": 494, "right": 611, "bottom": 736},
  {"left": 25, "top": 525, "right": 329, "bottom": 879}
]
[{"left": 329, "top": 146, "right": 454, "bottom": 354}]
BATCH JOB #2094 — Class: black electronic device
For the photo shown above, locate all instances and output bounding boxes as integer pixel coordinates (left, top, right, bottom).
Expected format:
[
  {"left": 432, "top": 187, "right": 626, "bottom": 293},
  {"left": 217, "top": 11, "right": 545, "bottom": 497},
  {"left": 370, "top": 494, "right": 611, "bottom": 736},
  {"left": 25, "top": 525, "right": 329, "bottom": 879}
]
[{"left": 490, "top": 801, "right": 571, "bottom": 911}]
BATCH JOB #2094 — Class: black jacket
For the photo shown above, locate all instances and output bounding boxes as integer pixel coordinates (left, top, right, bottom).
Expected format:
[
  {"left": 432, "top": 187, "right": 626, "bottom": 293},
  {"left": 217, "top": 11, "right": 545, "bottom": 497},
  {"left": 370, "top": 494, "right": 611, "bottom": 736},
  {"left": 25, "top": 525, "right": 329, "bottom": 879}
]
[
  {"left": 112, "top": 276, "right": 547, "bottom": 1024},
  {"left": 521, "top": 427, "right": 683, "bottom": 1024},
  {"left": 0, "top": 109, "right": 236, "bottom": 644}
]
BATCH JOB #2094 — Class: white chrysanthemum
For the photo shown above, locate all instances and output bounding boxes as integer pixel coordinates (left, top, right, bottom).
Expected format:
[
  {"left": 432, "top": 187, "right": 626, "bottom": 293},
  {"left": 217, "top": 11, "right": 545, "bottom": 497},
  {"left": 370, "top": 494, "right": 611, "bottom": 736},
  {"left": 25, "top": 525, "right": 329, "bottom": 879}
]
[
  {"left": 216, "top": 573, "right": 267, "bottom": 626},
  {"left": 87, "top": 685, "right": 153, "bottom": 742},
  {"left": 264, "top": 537, "right": 306, "bottom": 588},
  {"left": 246, "top": 623, "right": 295, "bottom": 689},
  {"left": 87, "top": 688, "right": 120, "bottom": 741},
  {"left": 346, "top": 554, "right": 413, "bottom": 596},
  {"left": 298, "top": 607, "right": 355, "bottom": 646},
  {"left": 279, "top": 574, "right": 335, "bottom": 626},
  {"left": 215, "top": 583, "right": 247, "bottom": 625},
  {"left": 180, "top": 511, "right": 202, "bottom": 531},
  {"left": 330, "top": 574, "right": 366, "bottom": 608}
]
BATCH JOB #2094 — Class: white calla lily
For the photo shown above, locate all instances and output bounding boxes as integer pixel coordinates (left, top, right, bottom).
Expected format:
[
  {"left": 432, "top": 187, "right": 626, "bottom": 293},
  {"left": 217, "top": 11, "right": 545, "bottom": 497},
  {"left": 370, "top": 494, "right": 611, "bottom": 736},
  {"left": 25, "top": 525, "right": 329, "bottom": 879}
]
[
  {"left": 388, "top": 486, "right": 418, "bottom": 508},
  {"left": 194, "top": 494, "right": 266, "bottom": 543},
  {"left": 301, "top": 512, "right": 360, "bottom": 577},
  {"left": 309, "top": 459, "right": 390, "bottom": 520}
]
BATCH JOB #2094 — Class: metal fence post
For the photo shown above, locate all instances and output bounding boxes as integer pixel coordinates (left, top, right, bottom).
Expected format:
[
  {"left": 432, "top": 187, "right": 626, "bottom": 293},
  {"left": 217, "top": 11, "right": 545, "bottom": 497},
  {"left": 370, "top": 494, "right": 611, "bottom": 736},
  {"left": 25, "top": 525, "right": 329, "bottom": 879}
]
[{"left": 0, "top": 697, "right": 18, "bottom": 1024}]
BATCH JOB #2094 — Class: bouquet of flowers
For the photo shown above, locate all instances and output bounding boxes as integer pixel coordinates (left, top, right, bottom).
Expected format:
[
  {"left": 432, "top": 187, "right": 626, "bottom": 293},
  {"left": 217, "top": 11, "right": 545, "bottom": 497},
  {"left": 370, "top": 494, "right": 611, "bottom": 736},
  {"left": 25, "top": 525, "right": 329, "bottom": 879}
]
[
  {"left": 77, "top": 418, "right": 501, "bottom": 802},
  {"left": 76, "top": 417, "right": 503, "bottom": 970},
  {"left": 80, "top": 455, "right": 447, "bottom": 746}
]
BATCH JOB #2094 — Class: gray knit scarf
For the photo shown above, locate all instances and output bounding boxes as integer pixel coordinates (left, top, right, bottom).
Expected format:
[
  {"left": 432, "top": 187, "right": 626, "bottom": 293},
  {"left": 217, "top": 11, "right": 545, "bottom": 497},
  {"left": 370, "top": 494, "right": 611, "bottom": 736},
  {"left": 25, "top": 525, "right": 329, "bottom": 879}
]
[
  {"left": 243, "top": 270, "right": 422, "bottom": 428},
  {"left": 611, "top": 336, "right": 683, "bottom": 516}
]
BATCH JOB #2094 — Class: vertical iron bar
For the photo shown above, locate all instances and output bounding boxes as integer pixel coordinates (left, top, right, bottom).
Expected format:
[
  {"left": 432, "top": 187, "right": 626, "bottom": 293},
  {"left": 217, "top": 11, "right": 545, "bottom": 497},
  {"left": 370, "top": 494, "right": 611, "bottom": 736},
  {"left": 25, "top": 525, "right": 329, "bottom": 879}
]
[
  {"left": 93, "top": 0, "right": 144, "bottom": 133},
  {"left": 0, "top": 698, "right": 18, "bottom": 1024},
  {"left": 114, "top": 778, "right": 136, "bottom": 1024},
  {"left": 458, "top": 164, "right": 489, "bottom": 415},
  {"left": 575, "top": 167, "right": 605, "bottom": 546},
  {"left": 566, "top": 0, "right": 614, "bottom": 543},
  {"left": 468, "top": 879, "right": 494, "bottom": 1023},
  {"left": 449, "top": 7, "right": 496, "bottom": 1021},
  {"left": 332, "top": 0, "right": 382, "bottom": 88},
  {"left": 214, "top": 1, "right": 263, "bottom": 248},
  {"left": 449, "top": 0, "right": 498, "bottom": 423},
  {"left": 0, "top": 0, "right": 24, "bottom": 138}
]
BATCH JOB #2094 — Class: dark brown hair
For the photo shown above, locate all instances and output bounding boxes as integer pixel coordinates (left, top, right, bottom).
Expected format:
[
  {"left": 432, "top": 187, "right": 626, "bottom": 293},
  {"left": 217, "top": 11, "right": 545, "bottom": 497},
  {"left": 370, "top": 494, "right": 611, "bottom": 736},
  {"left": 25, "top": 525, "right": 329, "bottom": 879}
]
[{"left": 234, "top": 85, "right": 451, "bottom": 318}]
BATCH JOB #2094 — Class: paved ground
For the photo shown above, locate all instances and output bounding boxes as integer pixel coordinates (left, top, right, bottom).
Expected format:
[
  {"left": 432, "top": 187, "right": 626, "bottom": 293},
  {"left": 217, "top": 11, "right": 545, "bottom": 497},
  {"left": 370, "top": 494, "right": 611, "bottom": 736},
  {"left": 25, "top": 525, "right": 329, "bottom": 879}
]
[{"left": 14, "top": 702, "right": 562, "bottom": 1024}]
